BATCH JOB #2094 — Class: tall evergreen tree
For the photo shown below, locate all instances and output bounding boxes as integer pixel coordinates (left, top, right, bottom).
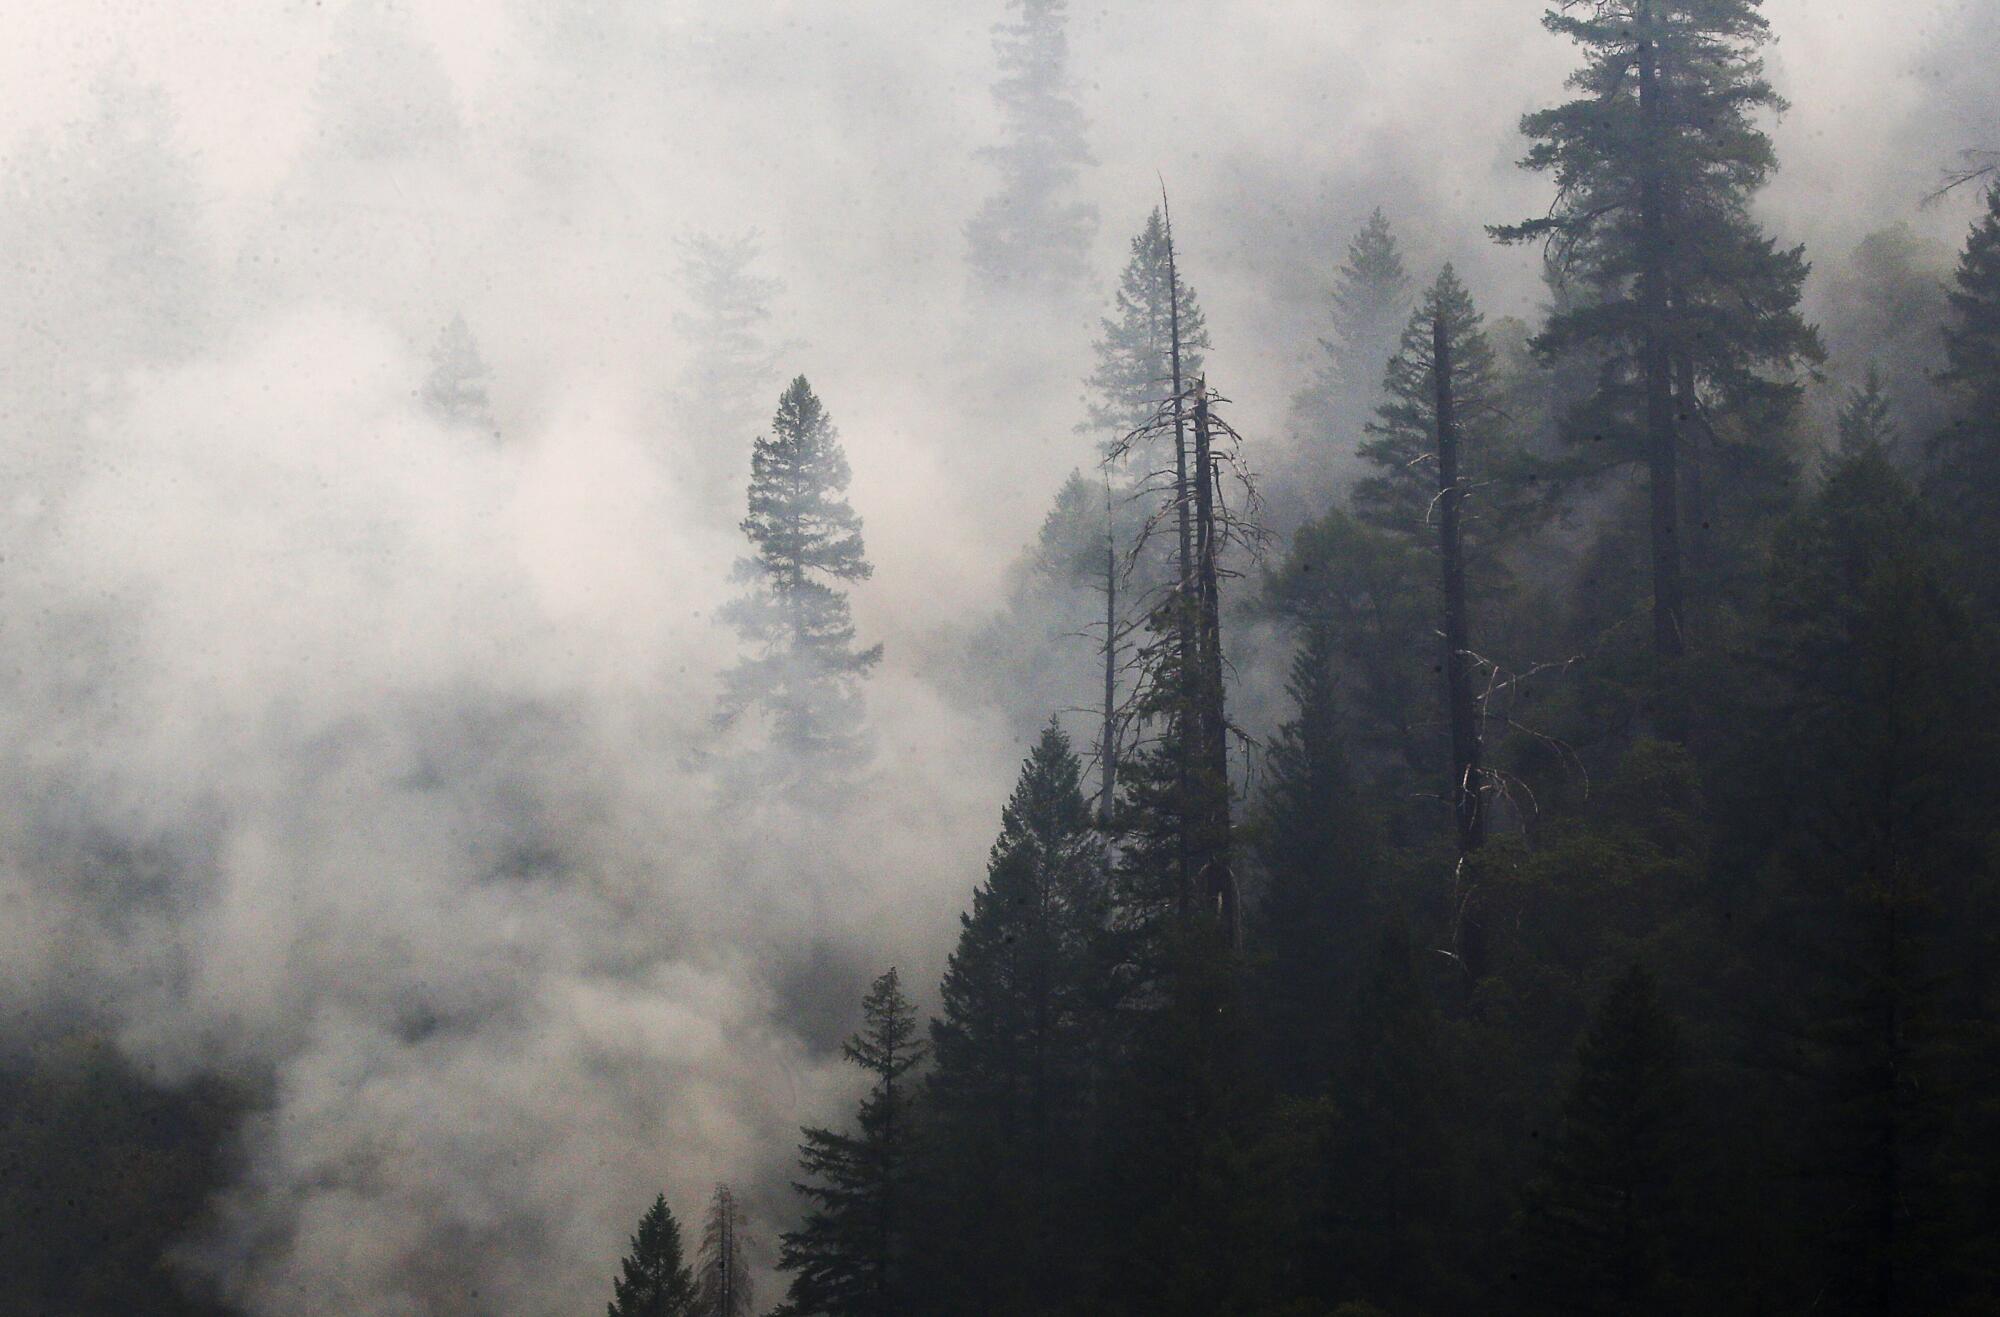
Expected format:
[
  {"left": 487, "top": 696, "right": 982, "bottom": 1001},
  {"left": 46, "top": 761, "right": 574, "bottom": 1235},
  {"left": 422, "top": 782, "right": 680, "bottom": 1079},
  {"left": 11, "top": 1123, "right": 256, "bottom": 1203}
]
[
  {"left": 607, "top": 1194, "right": 698, "bottom": 1317},
  {"left": 1930, "top": 184, "right": 2000, "bottom": 600},
  {"left": 1084, "top": 208, "right": 1210, "bottom": 453},
  {"left": 775, "top": 970, "right": 926, "bottom": 1317},
  {"left": 1733, "top": 446, "right": 2000, "bottom": 1313},
  {"left": 965, "top": 0, "right": 1097, "bottom": 295},
  {"left": 420, "top": 313, "right": 497, "bottom": 437},
  {"left": 1352, "top": 267, "right": 1525, "bottom": 846},
  {"left": 1514, "top": 965, "right": 1693, "bottom": 1316},
  {"left": 694, "top": 1184, "right": 752, "bottom": 1317},
  {"left": 1249, "top": 626, "right": 1378, "bottom": 1095},
  {"left": 718, "top": 377, "right": 881, "bottom": 760},
  {"left": 1495, "top": 0, "right": 1821, "bottom": 665},
  {"left": 923, "top": 724, "right": 1112, "bottom": 1311},
  {"left": 1353, "top": 266, "right": 1505, "bottom": 544}
]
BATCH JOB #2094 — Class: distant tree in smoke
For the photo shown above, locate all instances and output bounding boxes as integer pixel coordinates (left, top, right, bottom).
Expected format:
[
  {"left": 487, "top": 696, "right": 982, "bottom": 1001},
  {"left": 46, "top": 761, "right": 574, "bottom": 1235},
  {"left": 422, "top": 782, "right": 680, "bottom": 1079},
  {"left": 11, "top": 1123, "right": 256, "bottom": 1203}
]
[
  {"left": 695, "top": 1183, "right": 752, "bottom": 1317},
  {"left": 718, "top": 377, "right": 881, "bottom": 761},
  {"left": 420, "top": 313, "right": 498, "bottom": 437},
  {"left": 676, "top": 233, "right": 788, "bottom": 510},
  {"left": 607, "top": 1194, "right": 698, "bottom": 1317},
  {"left": 1833, "top": 366, "right": 1899, "bottom": 460},
  {"left": 965, "top": 0, "right": 1098, "bottom": 296},
  {"left": 1291, "top": 209, "right": 1414, "bottom": 461}
]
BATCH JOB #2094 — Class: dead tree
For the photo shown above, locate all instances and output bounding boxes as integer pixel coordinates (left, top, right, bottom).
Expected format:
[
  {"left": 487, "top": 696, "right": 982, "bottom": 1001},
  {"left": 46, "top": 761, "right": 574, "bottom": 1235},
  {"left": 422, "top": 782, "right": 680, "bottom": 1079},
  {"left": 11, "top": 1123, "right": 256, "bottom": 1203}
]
[
  {"left": 1432, "top": 311, "right": 1486, "bottom": 856},
  {"left": 696, "top": 1183, "right": 753, "bottom": 1317}
]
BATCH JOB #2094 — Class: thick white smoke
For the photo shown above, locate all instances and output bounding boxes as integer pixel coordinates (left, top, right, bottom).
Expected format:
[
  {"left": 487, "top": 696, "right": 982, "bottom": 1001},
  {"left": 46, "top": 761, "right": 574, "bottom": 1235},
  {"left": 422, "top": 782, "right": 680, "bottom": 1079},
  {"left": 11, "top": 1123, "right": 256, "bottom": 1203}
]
[{"left": 0, "top": 0, "right": 1988, "bottom": 1311}]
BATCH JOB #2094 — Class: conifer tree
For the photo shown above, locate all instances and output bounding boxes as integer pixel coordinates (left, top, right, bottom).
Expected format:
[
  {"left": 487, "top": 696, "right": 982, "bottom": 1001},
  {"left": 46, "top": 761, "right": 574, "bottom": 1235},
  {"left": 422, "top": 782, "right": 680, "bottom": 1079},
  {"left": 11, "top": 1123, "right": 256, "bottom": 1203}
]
[
  {"left": 1353, "top": 266, "right": 1504, "bottom": 542},
  {"left": 1249, "top": 626, "right": 1377, "bottom": 1095},
  {"left": 1353, "top": 267, "right": 1524, "bottom": 849},
  {"left": 965, "top": 0, "right": 1097, "bottom": 295},
  {"left": 775, "top": 970, "right": 926, "bottom": 1317},
  {"left": 1084, "top": 208, "right": 1210, "bottom": 452},
  {"left": 695, "top": 1184, "right": 752, "bottom": 1317},
  {"left": 1314, "top": 919, "right": 1455, "bottom": 1314},
  {"left": 420, "top": 313, "right": 497, "bottom": 437},
  {"left": 1514, "top": 965, "right": 1693, "bottom": 1316},
  {"left": 719, "top": 377, "right": 881, "bottom": 759},
  {"left": 1738, "top": 446, "right": 2000, "bottom": 1312},
  {"left": 1292, "top": 209, "right": 1413, "bottom": 460},
  {"left": 1834, "top": 366, "right": 1898, "bottom": 459},
  {"left": 1495, "top": 0, "right": 1821, "bottom": 664},
  {"left": 608, "top": 1194, "right": 698, "bottom": 1317},
  {"left": 924, "top": 724, "right": 1112, "bottom": 1310},
  {"left": 1930, "top": 184, "right": 2000, "bottom": 596}
]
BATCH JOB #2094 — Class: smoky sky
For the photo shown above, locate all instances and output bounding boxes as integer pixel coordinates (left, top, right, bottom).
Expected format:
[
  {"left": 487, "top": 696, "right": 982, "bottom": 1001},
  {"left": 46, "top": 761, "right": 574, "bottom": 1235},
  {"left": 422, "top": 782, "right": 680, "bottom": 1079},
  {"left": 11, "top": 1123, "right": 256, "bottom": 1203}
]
[{"left": 0, "top": 1, "right": 1993, "bottom": 1313}]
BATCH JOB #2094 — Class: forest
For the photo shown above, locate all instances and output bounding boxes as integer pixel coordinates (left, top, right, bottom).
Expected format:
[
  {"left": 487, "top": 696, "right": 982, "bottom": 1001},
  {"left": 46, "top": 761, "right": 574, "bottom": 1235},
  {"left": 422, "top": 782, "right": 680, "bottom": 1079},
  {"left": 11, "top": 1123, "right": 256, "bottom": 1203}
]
[{"left": 2, "top": 0, "right": 1998, "bottom": 1314}]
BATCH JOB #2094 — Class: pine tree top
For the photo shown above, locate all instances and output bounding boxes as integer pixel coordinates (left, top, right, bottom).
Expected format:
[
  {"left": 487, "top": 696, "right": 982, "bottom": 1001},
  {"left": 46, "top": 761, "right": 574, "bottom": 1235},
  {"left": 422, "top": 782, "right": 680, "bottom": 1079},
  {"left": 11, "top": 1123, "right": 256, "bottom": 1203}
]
[
  {"left": 1084, "top": 207, "right": 1210, "bottom": 440},
  {"left": 846, "top": 968, "right": 925, "bottom": 1082},
  {"left": 608, "top": 1193, "right": 697, "bottom": 1317}
]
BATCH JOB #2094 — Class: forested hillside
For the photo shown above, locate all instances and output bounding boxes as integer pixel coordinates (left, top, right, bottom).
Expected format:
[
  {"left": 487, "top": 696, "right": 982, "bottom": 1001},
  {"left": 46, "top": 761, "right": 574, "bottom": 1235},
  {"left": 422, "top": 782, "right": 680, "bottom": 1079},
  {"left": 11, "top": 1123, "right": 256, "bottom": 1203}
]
[{"left": 2, "top": 1, "right": 1997, "bottom": 1314}]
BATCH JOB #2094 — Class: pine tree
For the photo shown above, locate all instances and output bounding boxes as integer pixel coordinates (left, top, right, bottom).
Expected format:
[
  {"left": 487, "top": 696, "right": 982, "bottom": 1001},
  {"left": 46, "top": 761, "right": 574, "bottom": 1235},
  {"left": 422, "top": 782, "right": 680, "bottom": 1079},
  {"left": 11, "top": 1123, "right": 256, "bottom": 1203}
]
[
  {"left": 1352, "top": 268, "right": 1525, "bottom": 849},
  {"left": 1249, "top": 626, "right": 1378, "bottom": 1095},
  {"left": 1737, "top": 446, "right": 2000, "bottom": 1313},
  {"left": 1494, "top": 0, "right": 1821, "bottom": 664},
  {"left": 1353, "top": 266, "right": 1504, "bottom": 542},
  {"left": 420, "top": 313, "right": 497, "bottom": 437},
  {"left": 608, "top": 1194, "right": 698, "bottom": 1317},
  {"left": 1292, "top": 209, "right": 1414, "bottom": 460},
  {"left": 775, "top": 969, "right": 926, "bottom": 1317},
  {"left": 1314, "top": 919, "right": 1455, "bottom": 1314},
  {"left": 1930, "top": 184, "right": 2000, "bottom": 598},
  {"left": 924, "top": 724, "right": 1112, "bottom": 1310},
  {"left": 1834, "top": 366, "right": 1898, "bottom": 460},
  {"left": 1084, "top": 208, "right": 1210, "bottom": 451},
  {"left": 719, "top": 377, "right": 882, "bottom": 759},
  {"left": 965, "top": 0, "right": 1097, "bottom": 295},
  {"left": 675, "top": 232, "right": 786, "bottom": 511},
  {"left": 695, "top": 1184, "right": 752, "bottom": 1317},
  {"left": 1514, "top": 965, "right": 1693, "bottom": 1316},
  {"left": 1261, "top": 507, "right": 1434, "bottom": 787}
]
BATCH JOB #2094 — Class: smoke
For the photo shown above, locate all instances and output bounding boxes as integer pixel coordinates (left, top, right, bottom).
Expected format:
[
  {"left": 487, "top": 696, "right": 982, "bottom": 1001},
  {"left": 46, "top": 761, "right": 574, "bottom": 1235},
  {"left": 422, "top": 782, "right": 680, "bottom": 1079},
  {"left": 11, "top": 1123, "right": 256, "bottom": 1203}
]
[{"left": 0, "top": 0, "right": 1990, "bottom": 1311}]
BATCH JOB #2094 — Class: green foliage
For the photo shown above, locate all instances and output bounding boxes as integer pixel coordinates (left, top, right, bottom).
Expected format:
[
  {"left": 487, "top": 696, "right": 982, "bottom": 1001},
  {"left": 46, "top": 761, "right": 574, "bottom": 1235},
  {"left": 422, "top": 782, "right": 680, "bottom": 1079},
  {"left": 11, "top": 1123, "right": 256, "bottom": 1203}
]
[
  {"left": 1248, "top": 627, "right": 1380, "bottom": 1095},
  {"left": 1514, "top": 965, "right": 1693, "bottom": 1317},
  {"left": 776, "top": 970, "right": 927, "bottom": 1317},
  {"left": 1261, "top": 507, "right": 1432, "bottom": 789},
  {"left": 1931, "top": 186, "right": 2000, "bottom": 601},
  {"left": 1495, "top": 0, "right": 1822, "bottom": 648},
  {"left": 719, "top": 376, "right": 882, "bottom": 758},
  {"left": 921, "top": 725, "right": 1111, "bottom": 1311},
  {"left": 1729, "top": 447, "right": 2000, "bottom": 1312},
  {"left": 607, "top": 1194, "right": 698, "bottom": 1317},
  {"left": 1833, "top": 366, "right": 1899, "bottom": 460}
]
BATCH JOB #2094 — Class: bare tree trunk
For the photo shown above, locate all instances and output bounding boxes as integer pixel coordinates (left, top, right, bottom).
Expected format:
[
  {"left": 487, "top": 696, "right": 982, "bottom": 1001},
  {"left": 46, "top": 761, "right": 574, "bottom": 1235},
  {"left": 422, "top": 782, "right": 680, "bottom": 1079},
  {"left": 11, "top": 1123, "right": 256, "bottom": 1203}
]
[
  {"left": 1162, "top": 194, "right": 1197, "bottom": 917},
  {"left": 1432, "top": 313, "right": 1485, "bottom": 856},
  {"left": 1191, "top": 384, "right": 1237, "bottom": 942},
  {"left": 1099, "top": 488, "right": 1119, "bottom": 823}
]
